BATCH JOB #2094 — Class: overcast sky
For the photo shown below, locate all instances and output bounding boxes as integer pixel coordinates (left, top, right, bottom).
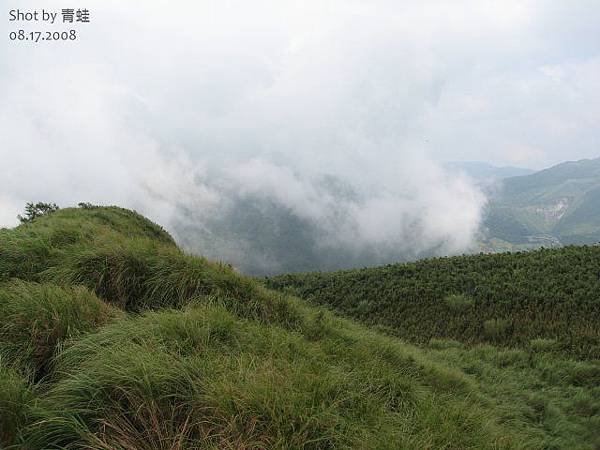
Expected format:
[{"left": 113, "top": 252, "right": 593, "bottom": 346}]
[{"left": 1, "top": 1, "right": 599, "bottom": 254}]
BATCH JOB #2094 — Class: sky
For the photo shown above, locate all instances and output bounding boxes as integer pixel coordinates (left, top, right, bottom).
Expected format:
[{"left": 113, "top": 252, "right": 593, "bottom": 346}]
[{"left": 1, "top": 0, "right": 599, "bottom": 267}]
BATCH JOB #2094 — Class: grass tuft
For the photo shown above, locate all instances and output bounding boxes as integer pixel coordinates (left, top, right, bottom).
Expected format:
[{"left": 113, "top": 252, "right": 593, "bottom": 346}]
[
  {"left": 0, "top": 359, "right": 33, "bottom": 449},
  {"left": 0, "top": 280, "right": 123, "bottom": 378}
]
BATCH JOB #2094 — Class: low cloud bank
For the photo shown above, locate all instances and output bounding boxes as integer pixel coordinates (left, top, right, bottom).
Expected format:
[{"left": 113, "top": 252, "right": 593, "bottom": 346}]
[{"left": 3, "top": 0, "right": 596, "bottom": 272}]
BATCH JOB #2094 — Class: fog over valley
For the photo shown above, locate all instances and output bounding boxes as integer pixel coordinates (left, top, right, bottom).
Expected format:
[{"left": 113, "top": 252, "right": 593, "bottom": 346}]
[{"left": 1, "top": 0, "right": 599, "bottom": 273}]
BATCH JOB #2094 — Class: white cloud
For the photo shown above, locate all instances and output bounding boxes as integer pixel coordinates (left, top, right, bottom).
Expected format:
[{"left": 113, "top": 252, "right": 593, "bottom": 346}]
[{"left": 0, "top": 0, "right": 598, "bottom": 269}]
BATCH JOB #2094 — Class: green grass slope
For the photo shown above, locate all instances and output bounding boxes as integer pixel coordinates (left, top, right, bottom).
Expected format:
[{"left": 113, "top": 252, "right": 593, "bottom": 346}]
[
  {"left": 266, "top": 251, "right": 600, "bottom": 448},
  {"left": 265, "top": 248, "right": 600, "bottom": 359},
  {"left": 0, "top": 205, "right": 549, "bottom": 449}
]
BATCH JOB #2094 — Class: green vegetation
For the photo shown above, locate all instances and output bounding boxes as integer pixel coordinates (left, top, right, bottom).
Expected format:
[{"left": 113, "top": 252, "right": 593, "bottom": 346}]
[
  {"left": 482, "top": 318, "right": 510, "bottom": 341},
  {"left": 0, "top": 360, "right": 33, "bottom": 446},
  {"left": 424, "top": 342, "right": 600, "bottom": 449},
  {"left": 0, "top": 281, "right": 122, "bottom": 378},
  {"left": 0, "top": 205, "right": 541, "bottom": 449},
  {"left": 266, "top": 246, "right": 600, "bottom": 359},
  {"left": 444, "top": 293, "right": 475, "bottom": 311},
  {"left": 483, "top": 157, "right": 600, "bottom": 249},
  {"left": 17, "top": 202, "right": 60, "bottom": 224},
  {"left": 266, "top": 248, "right": 600, "bottom": 448},
  {"left": 1, "top": 205, "right": 599, "bottom": 448}
]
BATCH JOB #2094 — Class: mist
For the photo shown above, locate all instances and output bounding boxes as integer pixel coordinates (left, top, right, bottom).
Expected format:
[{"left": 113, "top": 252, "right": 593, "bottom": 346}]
[{"left": 1, "top": 0, "right": 599, "bottom": 273}]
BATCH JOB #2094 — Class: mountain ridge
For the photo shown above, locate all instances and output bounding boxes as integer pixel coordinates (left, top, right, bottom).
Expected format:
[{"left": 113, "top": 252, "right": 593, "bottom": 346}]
[{"left": 482, "top": 157, "right": 600, "bottom": 250}]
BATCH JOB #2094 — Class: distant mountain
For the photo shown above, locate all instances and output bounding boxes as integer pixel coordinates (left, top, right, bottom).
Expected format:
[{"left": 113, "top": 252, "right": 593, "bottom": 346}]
[
  {"left": 443, "top": 161, "right": 535, "bottom": 183},
  {"left": 482, "top": 157, "right": 600, "bottom": 249}
]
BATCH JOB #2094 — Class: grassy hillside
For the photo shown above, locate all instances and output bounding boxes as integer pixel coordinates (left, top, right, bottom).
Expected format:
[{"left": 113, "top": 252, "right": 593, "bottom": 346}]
[
  {"left": 265, "top": 247, "right": 600, "bottom": 359},
  {"left": 0, "top": 205, "right": 558, "bottom": 449},
  {"left": 266, "top": 250, "right": 600, "bottom": 448}
]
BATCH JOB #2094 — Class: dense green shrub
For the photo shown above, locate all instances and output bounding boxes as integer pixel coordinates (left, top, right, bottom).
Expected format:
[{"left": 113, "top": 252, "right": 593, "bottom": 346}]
[
  {"left": 483, "top": 319, "right": 510, "bottom": 340},
  {"left": 17, "top": 202, "right": 60, "bottom": 224},
  {"left": 444, "top": 293, "right": 475, "bottom": 311},
  {"left": 529, "top": 338, "right": 558, "bottom": 353}
]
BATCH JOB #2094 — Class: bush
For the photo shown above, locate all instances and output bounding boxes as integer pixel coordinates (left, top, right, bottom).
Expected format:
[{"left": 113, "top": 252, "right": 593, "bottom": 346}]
[
  {"left": 17, "top": 202, "right": 60, "bottom": 224},
  {"left": 77, "top": 202, "right": 98, "bottom": 209},
  {"left": 529, "top": 338, "right": 557, "bottom": 353},
  {"left": 483, "top": 319, "right": 510, "bottom": 340},
  {"left": 444, "top": 294, "right": 474, "bottom": 311},
  {"left": 568, "top": 364, "right": 600, "bottom": 387},
  {"left": 569, "top": 392, "right": 600, "bottom": 417},
  {"left": 428, "top": 338, "right": 464, "bottom": 350}
]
